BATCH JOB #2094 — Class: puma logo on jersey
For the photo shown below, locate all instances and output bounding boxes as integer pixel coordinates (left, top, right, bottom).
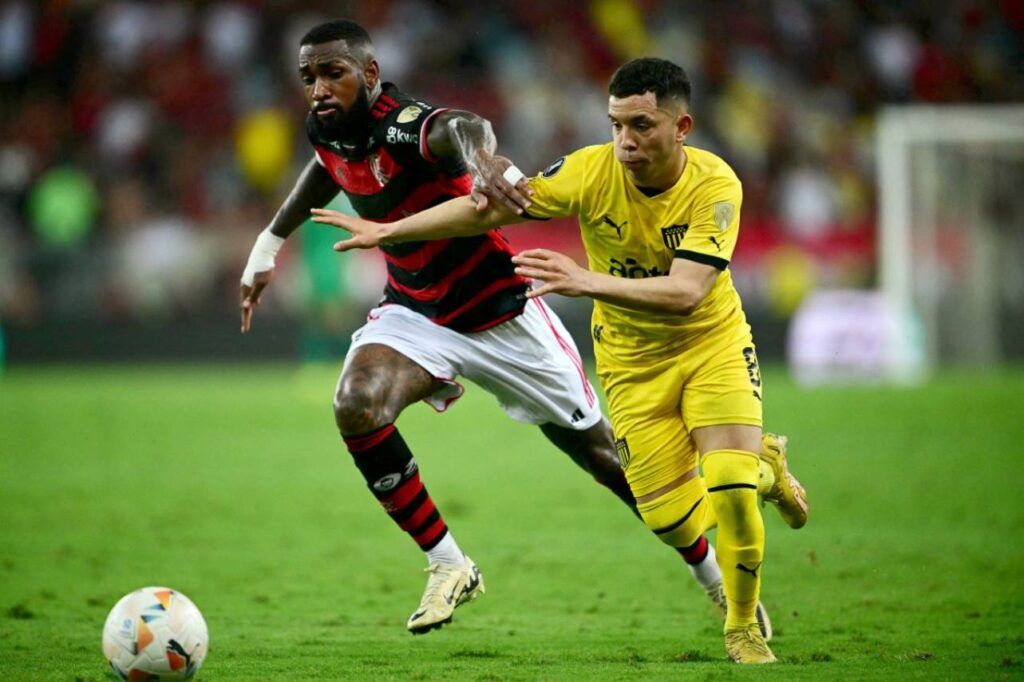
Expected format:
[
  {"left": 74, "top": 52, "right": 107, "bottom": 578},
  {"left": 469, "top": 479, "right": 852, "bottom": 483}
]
[
  {"left": 709, "top": 236, "right": 723, "bottom": 252},
  {"left": 602, "top": 216, "right": 627, "bottom": 240}
]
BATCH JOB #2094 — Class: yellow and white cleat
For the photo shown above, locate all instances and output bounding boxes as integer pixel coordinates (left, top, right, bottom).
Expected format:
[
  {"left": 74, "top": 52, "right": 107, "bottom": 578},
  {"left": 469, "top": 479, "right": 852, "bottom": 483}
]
[
  {"left": 725, "top": 622, "right": 777, "bottom": 664},
  {"left": 760, "top": 433, "right": 809, "bottom": 529},
  {"left": 406, "top": 557, "right": 485, "bottom": 634}
]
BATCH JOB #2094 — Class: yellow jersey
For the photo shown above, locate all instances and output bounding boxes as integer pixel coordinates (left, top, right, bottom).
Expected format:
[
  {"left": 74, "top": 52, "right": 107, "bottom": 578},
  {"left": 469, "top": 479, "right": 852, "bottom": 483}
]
[{"left": 526, "top": 143, "right": 749, "bottom": 360}]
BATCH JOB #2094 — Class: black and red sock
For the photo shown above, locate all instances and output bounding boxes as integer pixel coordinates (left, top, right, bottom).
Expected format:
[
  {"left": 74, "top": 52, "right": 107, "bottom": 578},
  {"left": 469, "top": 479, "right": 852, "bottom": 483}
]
[{"left": 344, "top": 424, "right": 448, "bottom": 551}]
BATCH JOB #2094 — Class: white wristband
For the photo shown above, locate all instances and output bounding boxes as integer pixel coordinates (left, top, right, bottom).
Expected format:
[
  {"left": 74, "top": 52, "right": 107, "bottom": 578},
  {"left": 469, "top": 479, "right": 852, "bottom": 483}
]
[
  {"left": 241, "top": 229, "right": 286, "bottom": 286},
  {"left": 502, "top": 165, "right": 526, "bottom": 186}
]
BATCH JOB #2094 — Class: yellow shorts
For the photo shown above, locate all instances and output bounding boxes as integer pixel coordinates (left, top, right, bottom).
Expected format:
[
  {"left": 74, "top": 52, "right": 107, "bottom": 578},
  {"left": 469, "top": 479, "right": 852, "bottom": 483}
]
[{"left": 596, "top": 326, "right": 764, "bottom": 498}]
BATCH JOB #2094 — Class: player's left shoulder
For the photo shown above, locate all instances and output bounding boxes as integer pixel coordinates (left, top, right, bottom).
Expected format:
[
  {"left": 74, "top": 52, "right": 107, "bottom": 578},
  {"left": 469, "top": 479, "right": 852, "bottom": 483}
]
[
  {"left": 686, "top": 146, "right": 742, "bottom": 198},
  {"left": 686, "top": 146, "right": 740, "bottom": 182}
]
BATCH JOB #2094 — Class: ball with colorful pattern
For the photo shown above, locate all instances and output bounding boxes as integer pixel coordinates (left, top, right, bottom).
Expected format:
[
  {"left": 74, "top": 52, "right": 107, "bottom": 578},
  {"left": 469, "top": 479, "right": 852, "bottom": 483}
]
[{"left": 102, "top": 587, "right": 208, "bottom": 681}]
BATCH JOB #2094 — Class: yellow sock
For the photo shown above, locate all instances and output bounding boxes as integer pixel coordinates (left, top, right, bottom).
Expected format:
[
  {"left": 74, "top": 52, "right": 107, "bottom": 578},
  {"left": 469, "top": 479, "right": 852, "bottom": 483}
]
[
  {"left": 702, "top": 449, "right": 765, "bottom": 631},
  {"left": 635, "top": 476, "right": 710, "bottom": 549}
]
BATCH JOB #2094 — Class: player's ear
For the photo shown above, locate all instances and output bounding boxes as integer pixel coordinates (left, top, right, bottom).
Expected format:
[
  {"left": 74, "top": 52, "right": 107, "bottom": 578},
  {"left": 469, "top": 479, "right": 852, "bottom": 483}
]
[
  {"left": 364, "top": 59, "right": 380, "bottom": 90},
  {"left": 676, "top": 111, "right": 693, "bottom": 143}
]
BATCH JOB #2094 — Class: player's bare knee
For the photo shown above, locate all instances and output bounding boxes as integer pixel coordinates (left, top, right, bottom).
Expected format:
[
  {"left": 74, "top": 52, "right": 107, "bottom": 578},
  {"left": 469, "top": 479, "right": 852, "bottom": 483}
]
[{"left": 333, "top": 384, "right": 388, "bottom": 434}]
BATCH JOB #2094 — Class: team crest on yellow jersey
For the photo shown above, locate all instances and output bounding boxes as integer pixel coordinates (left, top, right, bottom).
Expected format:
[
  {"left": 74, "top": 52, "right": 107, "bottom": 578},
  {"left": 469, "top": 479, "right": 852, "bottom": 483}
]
[
  {"left": 615, "top": 437, "right": 631, "bottom": 470},
  {"left": 542, "top": 156, "right": 566, "bottom": 177},
  {"left": 714, "top": 201, "right": 735, "bottom": 231},
  {"left": 661, "top": 223, "right": 689, "bottom": 249}
]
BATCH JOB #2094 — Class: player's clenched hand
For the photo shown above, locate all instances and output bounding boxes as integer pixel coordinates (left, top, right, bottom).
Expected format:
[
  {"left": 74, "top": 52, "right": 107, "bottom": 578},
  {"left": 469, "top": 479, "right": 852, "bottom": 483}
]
[
  {"left": 310, "top": 208, "right": 387, "bottom": 252},
  {"left": 512, "top": 249, "right": 593, "bottom": 299},
  {"left": 470, "top": 152, "right": 532, "bottom": 216},
  {"left": 240, "top": 270, "right": 273, "bottom": 333}
]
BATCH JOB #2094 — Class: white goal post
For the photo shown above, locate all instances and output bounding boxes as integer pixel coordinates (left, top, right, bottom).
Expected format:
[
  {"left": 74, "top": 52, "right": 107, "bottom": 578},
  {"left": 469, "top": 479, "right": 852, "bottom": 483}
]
[{"left": 876, "top": 105, "right": 1024, "bottom": 366}]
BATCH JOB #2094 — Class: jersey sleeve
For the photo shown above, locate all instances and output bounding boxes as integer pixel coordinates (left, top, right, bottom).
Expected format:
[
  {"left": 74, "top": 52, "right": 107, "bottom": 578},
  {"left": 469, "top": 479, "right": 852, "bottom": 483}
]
[
  {"left": 523, "top": 149, "right": 590, "bottom": 220},
  {"left": 675, "top": 175, "right": 743, "bottom": 270}
]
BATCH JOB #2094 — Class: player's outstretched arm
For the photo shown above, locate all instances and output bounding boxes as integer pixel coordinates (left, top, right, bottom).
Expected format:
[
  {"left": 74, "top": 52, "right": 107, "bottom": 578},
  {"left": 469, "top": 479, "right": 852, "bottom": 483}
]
[
  {"left": 240, "top": 157, "right": 339, "bottom": 333},
  {"left": 311, "top": 193, "right": 529, "bottom": 251},
  {"left": 513, "top": 249, "right": 719, "bottom": 316}
]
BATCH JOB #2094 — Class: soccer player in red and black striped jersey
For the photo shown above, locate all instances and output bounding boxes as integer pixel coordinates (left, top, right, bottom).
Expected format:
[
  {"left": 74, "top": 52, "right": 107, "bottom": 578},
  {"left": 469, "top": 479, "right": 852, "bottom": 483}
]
[{"left": 239, "top": 20, "right": 738, "bottom": 636}]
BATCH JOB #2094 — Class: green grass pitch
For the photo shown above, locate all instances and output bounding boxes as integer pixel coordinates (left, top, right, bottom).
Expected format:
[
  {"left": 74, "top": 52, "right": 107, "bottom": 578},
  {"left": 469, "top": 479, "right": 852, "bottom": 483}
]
[{"left": 1, "top": 364, "right": 1023, "bottom": 680}]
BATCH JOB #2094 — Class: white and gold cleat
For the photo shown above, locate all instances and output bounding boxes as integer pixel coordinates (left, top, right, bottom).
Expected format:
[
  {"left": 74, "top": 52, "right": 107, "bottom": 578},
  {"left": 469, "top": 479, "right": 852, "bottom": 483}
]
[{"left": 406, "top": 557, "right": 485, "bottom": 634}]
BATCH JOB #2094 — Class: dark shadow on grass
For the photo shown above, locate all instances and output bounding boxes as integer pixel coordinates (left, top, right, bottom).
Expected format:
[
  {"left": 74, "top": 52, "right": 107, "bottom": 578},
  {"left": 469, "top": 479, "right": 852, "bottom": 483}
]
[
  {"left": 6, "top": 604, "right": 34, "bottom": 619},
  {"left": 672, "top": 650, "right": 717, "bottom": 663},
  {"left": 450, "top": 649, "right": 503, "bottom": 659}
]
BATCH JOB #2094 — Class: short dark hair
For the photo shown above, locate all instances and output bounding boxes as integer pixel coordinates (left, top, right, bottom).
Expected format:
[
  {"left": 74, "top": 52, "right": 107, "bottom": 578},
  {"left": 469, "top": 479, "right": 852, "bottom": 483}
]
[
  {"left": 300, "top": 20, "right": 373, "bottom": 49},
  {"left": 608, "top": 58, "right": 691, "bottom": 105}
]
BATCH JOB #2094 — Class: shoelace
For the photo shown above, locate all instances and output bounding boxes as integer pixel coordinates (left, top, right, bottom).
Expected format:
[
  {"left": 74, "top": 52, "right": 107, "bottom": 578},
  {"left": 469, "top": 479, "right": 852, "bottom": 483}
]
[
  {"left": 420, "top": 566, "right": 453, "bottom": 596},
  {"left": 733, "top": 625, "right": 772, "bottom": 655}
]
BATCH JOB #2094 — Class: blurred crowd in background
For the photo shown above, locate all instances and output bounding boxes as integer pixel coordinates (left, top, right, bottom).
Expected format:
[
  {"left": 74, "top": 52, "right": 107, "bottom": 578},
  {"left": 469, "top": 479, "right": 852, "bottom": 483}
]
[{"left": 1, "top": 0, "right": 1022, "bottom": 356}]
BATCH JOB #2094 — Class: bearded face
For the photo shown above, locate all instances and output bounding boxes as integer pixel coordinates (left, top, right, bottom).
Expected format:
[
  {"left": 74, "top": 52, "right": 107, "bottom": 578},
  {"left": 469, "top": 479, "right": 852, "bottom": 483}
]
[
  {"left": 311, "top": 76, "right": 372, "bottom": 144},
  {"left": 299, "top": 40, "right": 378, "bottom": 153}
]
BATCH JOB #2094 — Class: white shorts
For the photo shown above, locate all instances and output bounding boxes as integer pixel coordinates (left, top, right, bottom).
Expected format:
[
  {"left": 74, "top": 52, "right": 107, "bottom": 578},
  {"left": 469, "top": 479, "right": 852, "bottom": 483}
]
[{"left": 345, "top": 298, "right": 601, "bottom": 430}]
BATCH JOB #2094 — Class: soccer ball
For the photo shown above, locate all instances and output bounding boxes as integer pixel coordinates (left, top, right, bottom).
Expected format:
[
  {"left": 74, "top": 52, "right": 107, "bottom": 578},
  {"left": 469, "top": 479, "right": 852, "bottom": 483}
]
[{"left": 102, "top": 587, "right": 209, "bottom": 680}]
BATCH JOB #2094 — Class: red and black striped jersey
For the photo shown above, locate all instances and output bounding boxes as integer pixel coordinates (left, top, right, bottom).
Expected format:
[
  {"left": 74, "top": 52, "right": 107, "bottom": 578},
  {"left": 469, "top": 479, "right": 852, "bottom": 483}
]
[{"left": 306, "top": 82, "right": 529, "bottom": 333}]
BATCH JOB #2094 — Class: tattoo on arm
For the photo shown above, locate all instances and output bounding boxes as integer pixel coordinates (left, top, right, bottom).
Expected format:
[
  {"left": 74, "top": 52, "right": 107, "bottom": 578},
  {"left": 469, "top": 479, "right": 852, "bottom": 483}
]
[
  {"left": 446, "top": 115, "right": 497, "bottom": 169},
  {"left": 424, "top": 109, "right": 531, "bottom": 215},
  {"left": 425, "top": 110, "right": 496, "bottom": 169}
]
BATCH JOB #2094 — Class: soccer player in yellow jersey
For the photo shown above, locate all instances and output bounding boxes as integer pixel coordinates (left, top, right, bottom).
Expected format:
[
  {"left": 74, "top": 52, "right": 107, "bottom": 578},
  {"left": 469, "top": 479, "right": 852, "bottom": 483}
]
[{"left": 312, "top": 57, "right": 808, "bottom": 664}]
